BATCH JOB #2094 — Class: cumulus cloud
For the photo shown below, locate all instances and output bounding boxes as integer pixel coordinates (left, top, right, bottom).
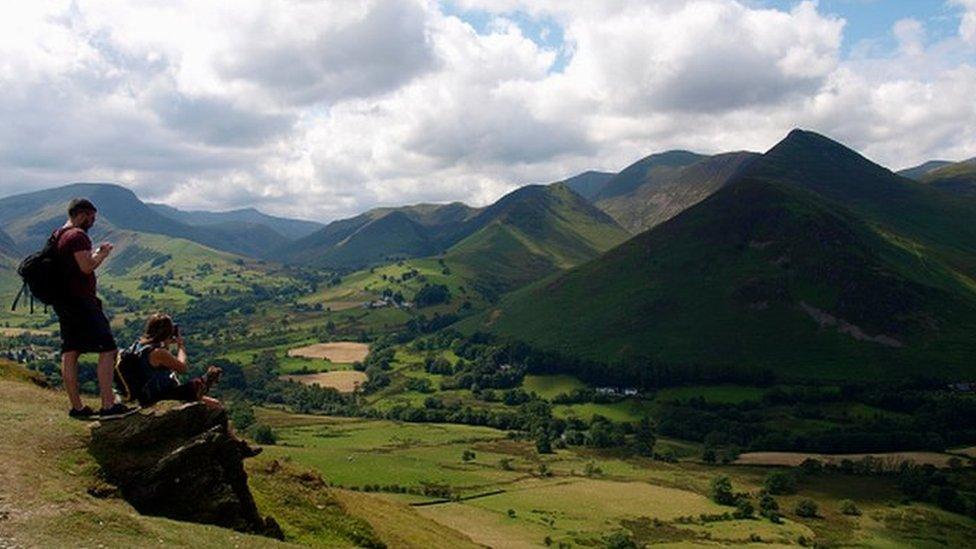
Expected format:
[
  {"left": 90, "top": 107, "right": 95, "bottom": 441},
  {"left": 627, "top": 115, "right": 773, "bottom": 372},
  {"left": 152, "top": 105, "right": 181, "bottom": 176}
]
[
  {"left": 0, "top": 0, "right": 974, "bottom": 221},
  {"left": 954, "top": 0, "right": 976, "bottom": 45},
  {"left": 556, "top": 1, "right": 843, "bottom": 114},
  {"left": 216, "top": 0, "right": 437, "bottom": 106}
]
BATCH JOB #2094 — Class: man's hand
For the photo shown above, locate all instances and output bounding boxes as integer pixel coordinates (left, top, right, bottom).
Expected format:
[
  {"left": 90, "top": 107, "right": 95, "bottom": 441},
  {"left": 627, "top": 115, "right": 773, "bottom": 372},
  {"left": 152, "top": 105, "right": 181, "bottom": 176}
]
[{"left": 94, "top": 242, "right": 114, "bottom": 258}]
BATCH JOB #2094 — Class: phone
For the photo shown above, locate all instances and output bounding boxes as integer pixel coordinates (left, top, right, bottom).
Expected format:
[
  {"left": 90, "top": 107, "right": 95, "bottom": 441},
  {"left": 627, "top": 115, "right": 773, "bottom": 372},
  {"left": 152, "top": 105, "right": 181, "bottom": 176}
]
[{"left": 173, "top": 324, "right": 180, "bottom": 338}]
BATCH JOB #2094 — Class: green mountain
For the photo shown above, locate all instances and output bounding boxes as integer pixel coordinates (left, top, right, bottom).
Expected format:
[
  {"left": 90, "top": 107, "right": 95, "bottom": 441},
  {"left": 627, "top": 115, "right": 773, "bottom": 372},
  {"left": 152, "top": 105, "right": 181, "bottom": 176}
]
[
  {"left": 0, "top": 228, "right": 18, "bottom": 259},
  {"left": 918, "top": 159, "right": 976, "bottom": 197},
  {"left": 0, "top": 230, "right": 17, "bottom": 301},
  {"left": 596, "top": 151, "right": 759, "bottom": 233},
  {"left": 0, "top": 183, "right": 286, "bottom": 259},
  {"left": 592, "top": 150, "right": 706, "bottom": 202},
  {"left": 444, "top": 183, "right": 630, "bottom": 297},
  {"left": 476, "top": 131, "right": 976, "bottom": 382},
  {"left": 274, "top": 203, "right": 479, "bottom": 270},
  {"left": 148, "top": 203, "right": 323, "bottom": 240},
  {"left": 897, "top": 160, "right": 953, "bottom": 181},
  {"left": 741, "top": 130, "right": 976, "bottom": 279},
  {"left": 276, "top": 184, "right": 627, "bottom": 291},
  {"left": 559, "top": 171, "right": 615, "bottom": 201}
]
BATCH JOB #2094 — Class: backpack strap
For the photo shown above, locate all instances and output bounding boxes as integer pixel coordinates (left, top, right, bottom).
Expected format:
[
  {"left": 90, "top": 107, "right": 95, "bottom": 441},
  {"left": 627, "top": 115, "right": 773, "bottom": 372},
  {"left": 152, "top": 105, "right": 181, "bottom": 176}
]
[{"left": 10, "top": 282, "right": 25, "bottom": 312}]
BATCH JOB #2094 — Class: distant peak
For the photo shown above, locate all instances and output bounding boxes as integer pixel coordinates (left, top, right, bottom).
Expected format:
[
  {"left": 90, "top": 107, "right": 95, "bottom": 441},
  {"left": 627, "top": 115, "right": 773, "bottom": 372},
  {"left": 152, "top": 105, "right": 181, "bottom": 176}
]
[
  {"left": 782, "top": 128, "right": 831, "bottom": 144},
  {"left": 769, "top": 128, "right": 863, "bottom": 158},
  {"left": 65, "top": 181, "right": 133, "bottom": 191}
]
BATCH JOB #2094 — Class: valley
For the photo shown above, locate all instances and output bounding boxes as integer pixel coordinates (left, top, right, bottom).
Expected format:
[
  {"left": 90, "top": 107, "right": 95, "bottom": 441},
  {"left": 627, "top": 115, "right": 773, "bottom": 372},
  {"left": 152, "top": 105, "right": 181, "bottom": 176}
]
[{"left": 3, "top": 129, "right": 976, "bottom": 547}]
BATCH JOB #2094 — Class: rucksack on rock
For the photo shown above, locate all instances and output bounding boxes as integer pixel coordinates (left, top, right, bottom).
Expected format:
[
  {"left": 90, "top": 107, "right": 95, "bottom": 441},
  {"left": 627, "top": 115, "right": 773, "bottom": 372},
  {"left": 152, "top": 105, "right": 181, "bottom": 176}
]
[
  {"left": 11, "top": 231, "right": 65, "bottom": 312},
  {"left": 115, "top": 343, "right": 155, "bottom": 403}
]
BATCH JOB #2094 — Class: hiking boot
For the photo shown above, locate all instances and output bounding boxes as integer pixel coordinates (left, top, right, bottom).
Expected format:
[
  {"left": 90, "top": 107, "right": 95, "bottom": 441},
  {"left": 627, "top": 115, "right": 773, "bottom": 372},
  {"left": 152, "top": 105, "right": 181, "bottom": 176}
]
[
  {"left": 68, "top": 405, "right": 97, "bottom": 420},
  {"left": 202, "top": 366, "right": 222, "bottom": 395},
  {"left": 97, "top": 403, "right": 137, "bottom": 419}
]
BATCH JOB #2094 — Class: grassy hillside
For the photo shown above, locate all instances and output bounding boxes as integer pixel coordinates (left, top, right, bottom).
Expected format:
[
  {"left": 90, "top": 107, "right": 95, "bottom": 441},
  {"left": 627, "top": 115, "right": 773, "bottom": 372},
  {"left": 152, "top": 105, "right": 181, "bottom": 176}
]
[
  {"left": 919, "top": 159, "right": 976, "bottom": 197},
  {"left": 0, "top": 359, "right": 294, "bottom": 548},
  {"left": 0, "top": 228, "right": 19, "bottom": 258},
  {"left": 741, "top": 130, "right": 976, "bottom": 280},
  {"left": 597, "top": 151, "right": 759, "bottom": 233},
  {"left": 0, "top": 359, "right": 477, "bottom": 548},
  {"left": 445, "top": 183, "right": 630, "bottom": 297},
  {"left": 477, "top": 176, "right": 976, "bottom": 381}
]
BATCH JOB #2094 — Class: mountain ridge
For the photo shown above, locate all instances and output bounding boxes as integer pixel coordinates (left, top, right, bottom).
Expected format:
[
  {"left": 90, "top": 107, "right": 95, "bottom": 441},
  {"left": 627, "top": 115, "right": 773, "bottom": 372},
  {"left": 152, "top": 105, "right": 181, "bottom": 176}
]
[
  {"left": 0, "top": 183, "right": 284, "bottom": 259},
  {"left": 592, "top": 150, "right": 706, "bottom": 202},
  {"left": 596, "top": 151, "right": 759, "bottom": 233},
  {"left": 275, "top": 184, "right": 627, "bottom": 284},
  {"left": 558, "top": 170, "right": 615, "bottom": 201},
  {"left": 148, "top": 203, "right": 323, "bottom": 240}
]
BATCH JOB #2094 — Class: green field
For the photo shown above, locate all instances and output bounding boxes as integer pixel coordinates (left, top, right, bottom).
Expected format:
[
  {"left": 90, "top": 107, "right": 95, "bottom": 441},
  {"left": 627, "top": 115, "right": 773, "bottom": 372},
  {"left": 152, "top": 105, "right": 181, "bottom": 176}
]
[
  {"left": 552, "top": 400, "right": 656, "bottom": 422},
  {"left": 523, "top": 374, "right": 588, "bottom": 399},
  {"left": 255, "top": 408, "right": 976, "bottom": 547},
  {"left": 655, "top": 384, "right": 766, "bottom": 404}
]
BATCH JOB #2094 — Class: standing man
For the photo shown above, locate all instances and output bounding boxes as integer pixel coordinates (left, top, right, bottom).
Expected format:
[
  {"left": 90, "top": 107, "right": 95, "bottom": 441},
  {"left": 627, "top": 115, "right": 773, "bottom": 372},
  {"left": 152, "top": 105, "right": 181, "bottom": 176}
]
[{"left": 54, "top": 198, "right": 131, "bottom": 418}]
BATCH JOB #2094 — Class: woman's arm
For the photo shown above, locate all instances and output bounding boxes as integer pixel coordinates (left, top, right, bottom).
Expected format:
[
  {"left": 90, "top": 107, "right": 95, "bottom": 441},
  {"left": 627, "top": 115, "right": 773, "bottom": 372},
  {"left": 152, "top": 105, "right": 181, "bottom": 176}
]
[{"left": 149, "top": 342, "right": 188, "bottom": 374}]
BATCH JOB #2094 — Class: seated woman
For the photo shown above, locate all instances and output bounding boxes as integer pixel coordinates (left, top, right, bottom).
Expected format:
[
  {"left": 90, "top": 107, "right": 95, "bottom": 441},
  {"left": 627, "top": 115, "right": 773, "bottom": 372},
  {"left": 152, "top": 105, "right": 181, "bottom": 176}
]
[
  {"left": 119, "top": 313, "right": 261, "bottom": 457},
  {"left": 129, "top": 313, "right": 222, "bottom": 408}
]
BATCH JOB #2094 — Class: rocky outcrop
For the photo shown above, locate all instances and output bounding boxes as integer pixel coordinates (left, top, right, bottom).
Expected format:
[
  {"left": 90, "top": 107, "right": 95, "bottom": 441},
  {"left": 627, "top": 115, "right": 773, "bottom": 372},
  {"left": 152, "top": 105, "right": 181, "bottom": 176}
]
[{"left": 88, "top": 402, "right": 282, "bottom": 539}]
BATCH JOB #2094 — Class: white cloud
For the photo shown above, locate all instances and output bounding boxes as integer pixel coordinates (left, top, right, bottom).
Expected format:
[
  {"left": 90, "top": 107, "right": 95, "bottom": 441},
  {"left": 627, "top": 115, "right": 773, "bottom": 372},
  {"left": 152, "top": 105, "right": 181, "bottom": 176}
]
[
  {"left": 953, "top": 0, "right": 976, "bottom": 45},
  {"left": 893, "top": 18, "right": 925, "bottom": 57},
  {"left": 0, "top": 0, "right": 974, "bottom": 222}
]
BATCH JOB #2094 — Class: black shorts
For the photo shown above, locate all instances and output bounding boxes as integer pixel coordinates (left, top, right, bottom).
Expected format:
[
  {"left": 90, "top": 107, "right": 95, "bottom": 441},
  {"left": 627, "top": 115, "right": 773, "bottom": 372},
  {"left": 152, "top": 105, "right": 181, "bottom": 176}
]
[{"left": 53, "top": 298, "right": 117, "bottom": 354}]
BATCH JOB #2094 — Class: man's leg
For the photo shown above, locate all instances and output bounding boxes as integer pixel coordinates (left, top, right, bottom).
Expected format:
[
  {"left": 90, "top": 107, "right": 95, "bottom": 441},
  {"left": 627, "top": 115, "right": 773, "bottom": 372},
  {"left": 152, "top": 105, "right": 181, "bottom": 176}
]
[
  {"left": 61, "top": 351, "right": 83, "bottom": 410},
  {"left": 96, "top": 350, "right": 117, "bottom": 410}
]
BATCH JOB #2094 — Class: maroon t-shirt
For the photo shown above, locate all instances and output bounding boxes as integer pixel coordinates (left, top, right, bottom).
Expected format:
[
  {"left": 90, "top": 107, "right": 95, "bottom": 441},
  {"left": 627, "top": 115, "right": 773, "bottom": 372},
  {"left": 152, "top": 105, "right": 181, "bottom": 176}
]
[{"left": 55, "top": 227, "right": 97, "bottom": 300}]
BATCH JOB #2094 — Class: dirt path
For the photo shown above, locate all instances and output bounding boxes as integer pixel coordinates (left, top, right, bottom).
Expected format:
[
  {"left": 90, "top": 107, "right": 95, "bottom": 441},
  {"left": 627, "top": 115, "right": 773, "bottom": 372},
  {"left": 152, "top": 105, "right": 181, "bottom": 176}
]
[{"left": 287, "top": 342, "right": 369, "bottom": 363}]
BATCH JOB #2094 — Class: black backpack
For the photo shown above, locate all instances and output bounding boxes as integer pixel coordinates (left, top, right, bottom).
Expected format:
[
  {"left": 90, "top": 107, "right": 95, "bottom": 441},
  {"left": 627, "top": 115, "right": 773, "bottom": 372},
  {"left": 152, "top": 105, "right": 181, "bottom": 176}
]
[
  {"left": 114, "top": 342, "right": 156, "bottom": 403},
  {"left": 11, "top": 229, "right": 67, "bottom": 313}
]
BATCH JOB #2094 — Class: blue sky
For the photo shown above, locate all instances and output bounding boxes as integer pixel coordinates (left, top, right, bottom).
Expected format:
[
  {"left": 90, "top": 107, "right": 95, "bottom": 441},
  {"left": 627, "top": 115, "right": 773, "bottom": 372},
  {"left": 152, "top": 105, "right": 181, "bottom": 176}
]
[
  {"left": 445, "top": 1, "right": 965, "bottom": 70},
  {"left": 764, "top": 0, "right": 961, "bottom": 52}
]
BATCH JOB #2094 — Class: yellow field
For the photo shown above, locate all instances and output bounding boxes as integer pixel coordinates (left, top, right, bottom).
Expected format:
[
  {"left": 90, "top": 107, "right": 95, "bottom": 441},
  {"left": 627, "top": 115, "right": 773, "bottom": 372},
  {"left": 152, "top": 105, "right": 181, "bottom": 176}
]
[
  {"left": 416, "top": 501, "right": 551, "bottom": 549},
  {"left": 0, "top": 327, "right": 52, "bottom": 337},
  {"left": 952, "top": 446, "right": 976, "bottom": 459},
  {"left": 322, "top": 301, "right": 363, "bottom": 311},
  {"left": 287, "top": 342, "right": 370, "bottom": 363},
  {"left": 333, "top": 490, "right": 481, "bottom": 549},
  {"left": 279, "top": 371, "right": 367, "bottom": 393},
  {"left": 736, "top": 451, "right": 964, "bottom": 468}
]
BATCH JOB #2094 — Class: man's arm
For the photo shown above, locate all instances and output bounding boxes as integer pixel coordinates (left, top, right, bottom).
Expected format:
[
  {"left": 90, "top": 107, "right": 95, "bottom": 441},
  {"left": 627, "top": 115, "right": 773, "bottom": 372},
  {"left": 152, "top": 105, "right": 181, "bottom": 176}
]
[{"left": 73, "top": 243, "right": 113, "bottom": 275}]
